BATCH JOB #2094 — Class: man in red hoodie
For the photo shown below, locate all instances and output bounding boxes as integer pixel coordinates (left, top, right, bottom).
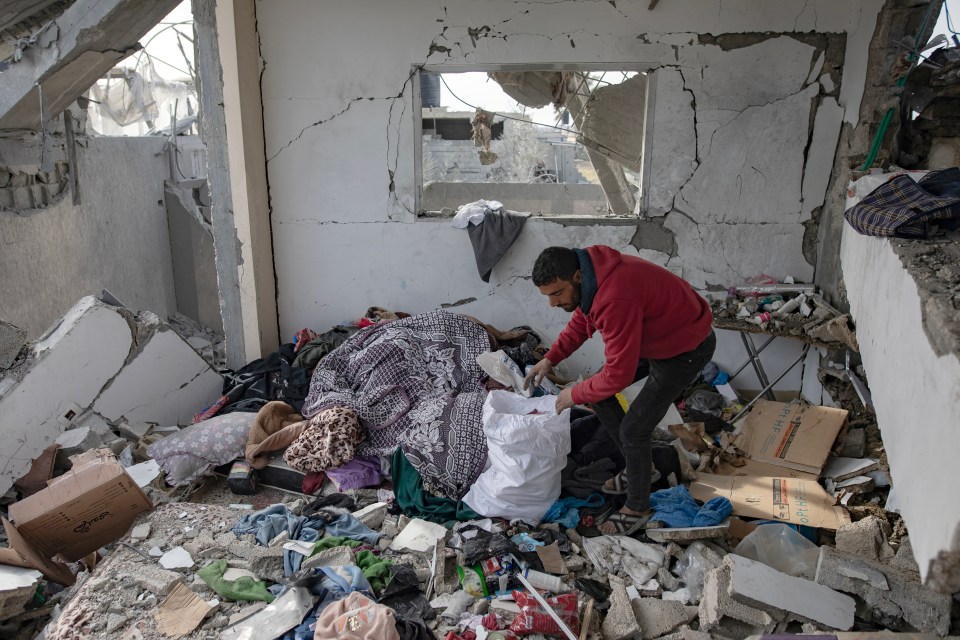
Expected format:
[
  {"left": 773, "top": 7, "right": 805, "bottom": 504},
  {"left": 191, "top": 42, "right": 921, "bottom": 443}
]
[{"left": 524, "top": 246, "right": 715, "bottom": 535}]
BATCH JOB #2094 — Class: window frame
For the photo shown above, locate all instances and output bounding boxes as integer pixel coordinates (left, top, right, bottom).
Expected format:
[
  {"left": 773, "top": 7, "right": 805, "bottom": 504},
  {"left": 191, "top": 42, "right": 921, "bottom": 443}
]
[{"left": 413, "top": 62, "right": 660, "bottom": 220}]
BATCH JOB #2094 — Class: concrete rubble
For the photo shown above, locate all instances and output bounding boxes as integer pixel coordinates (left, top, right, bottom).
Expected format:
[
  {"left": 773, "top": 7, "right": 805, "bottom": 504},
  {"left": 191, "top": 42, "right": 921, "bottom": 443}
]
[{"left": 0, "top": 289, "right": 956, "bottom": 640}]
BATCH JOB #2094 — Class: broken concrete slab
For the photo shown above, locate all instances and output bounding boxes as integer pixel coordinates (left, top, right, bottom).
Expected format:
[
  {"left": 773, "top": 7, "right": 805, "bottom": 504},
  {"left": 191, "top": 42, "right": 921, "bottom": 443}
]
[
  {"left": 0, "top": 297, "right": 132, "bottom": 494},
  {"left": 821, "top": 457, "right": 880, "bottom": 482},
  {"left": 0, "top": 319, "right": 27, "bottom": 369},
  {"left": 0, "top": 565, "right": 42, "bottom": 621},
  {"left": 630, "top": 597, "right": 698, "bottom": 639},
  {"left": 699, "top": 560, "right": 775, "bottom": 633},
  {"left": 53, "top": 426, "right": 104, "bottom": 465},
  {"left": 725, "top": 554, "right": 855, "bottom": 630},
  {"left": 92, "top": 324, "right": 223, "bottom": 427},
  {"left": 0, "top": 0, "right": 181, "bottom": 130},
  {"left": 602, "top": 573, "right": 640, "bottom": 640},
  {"left": 835, "top": 516, "right": 895, "bottom": 564},
  {"left": 815, "top": 546, "right": 951, "bottom": 635},
  {"left": 130, "top": 564, "right": 184, "bottom": 596},
  {"left": 645, "top": 522, "right": 729, "bottom": 543},
  {"left": 0, "top": 297, "right": 223, "bottom": 494}
]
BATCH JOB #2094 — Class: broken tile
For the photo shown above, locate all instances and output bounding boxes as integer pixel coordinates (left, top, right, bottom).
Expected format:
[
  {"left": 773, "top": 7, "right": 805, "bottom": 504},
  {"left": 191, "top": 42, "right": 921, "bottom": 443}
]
[
  {"left": 726, "top": 554, "right": 854, "bottom": 630},
  {"left": 159, "top": 546, "right": 194, "bottom": 570},
  {"left": 389, "top": 518, "right": 447, "bottom": 553}
]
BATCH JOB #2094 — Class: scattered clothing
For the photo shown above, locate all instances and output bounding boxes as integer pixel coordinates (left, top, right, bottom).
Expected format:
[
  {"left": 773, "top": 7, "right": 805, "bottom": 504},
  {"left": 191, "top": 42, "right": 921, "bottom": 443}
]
[
  {"left": 302, "top": 310, "right": 491, "bottom": 499},
  {"left": 293, "top": 325, "right": 360, "bottom": 371},
  {"left": 467, "top": 209, "right": 530, "bottom": 282},
  {"left": 326, "top": 456, "right": 384, "bottom": 491},
  {"left": 324, "top": 513, "right": 381, "bottom": 546},
  {"left": 542, "top": 493, "right": 605, "bottom": 529},
  {"left": 284, "top": 406, "right": 365, "bottom": 473},
  {"left": 293, "top": 328, "right": 319, "bottom": 353},
  {"left": 648, "top": 485, "right": 732, "bottom": 528},
  {"left": 302, "top": 471, "right": 327, "bottom": 495},
  {"left": 245, "top": 401, "right": 305, "bottom": 468},
  {"left": 306, "top": 493, "right": 357, "bottom": 515},
  {"left": 314, "top": 591, "right": 400, "bottom": 640},
  {"left": 232, "top": 504, "right": 325, "bottom": 575},
  {"left": 355, "top": 550, "right": 393, "bottom": 593},
  {"left": 219, "top": 343, "right": 312, "bottom": 415},
  {"left": 391, "top": 449, "right": 481, "bottom": 524},
  {"left": 845, "top": 169, "right": 960, "bottom": 238},
  {"left": 451, "top": 199, "right": 502, "bottom": 229},
  {"left": 197, "top": 559, "right": 274, "bottom": 603},
  {"left": 312, "top": 536, "right": 362, "bottom": 553}
]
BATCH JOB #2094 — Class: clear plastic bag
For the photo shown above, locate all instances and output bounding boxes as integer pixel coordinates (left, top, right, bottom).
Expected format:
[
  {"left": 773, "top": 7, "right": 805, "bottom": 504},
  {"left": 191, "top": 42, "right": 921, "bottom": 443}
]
[{"left": 734, "top": 523, "right": 819, "bottom": 579}]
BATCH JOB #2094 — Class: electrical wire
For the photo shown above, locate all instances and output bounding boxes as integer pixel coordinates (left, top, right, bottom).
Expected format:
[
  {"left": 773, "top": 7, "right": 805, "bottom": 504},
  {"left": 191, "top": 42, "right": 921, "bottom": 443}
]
[
  {"left": 943, "top": 1, "right": 958, "bottom": 34},
  {"left": 860, "top": 0, "right": 940, "bottom": 170}
]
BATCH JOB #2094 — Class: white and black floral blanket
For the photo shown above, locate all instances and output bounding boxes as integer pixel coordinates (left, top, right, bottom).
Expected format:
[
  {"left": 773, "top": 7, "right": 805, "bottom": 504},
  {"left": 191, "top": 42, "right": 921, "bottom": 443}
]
[{"left": 301, "top": 310, "right": 492, "bottom": 499}]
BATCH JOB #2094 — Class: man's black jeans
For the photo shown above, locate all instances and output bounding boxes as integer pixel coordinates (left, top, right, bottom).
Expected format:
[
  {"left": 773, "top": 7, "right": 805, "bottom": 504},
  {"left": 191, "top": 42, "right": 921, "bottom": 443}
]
[{"left": 590, "top": 331, "right": 716, "bottom": 512}]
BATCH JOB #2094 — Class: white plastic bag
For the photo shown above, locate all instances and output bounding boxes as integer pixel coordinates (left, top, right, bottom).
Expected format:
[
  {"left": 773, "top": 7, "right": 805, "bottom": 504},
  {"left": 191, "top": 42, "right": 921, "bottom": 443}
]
[
  {"left": 734, "top": 523, "right": 820, "bottom": 579},
  {"left": 462, "top": 391, "right": 571, "bottom": 523}
]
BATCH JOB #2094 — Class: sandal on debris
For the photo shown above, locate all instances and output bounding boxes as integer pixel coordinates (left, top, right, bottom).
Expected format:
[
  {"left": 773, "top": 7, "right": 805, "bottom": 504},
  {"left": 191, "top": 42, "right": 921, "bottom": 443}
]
[
  {"left": 599, "top": 510, "right": 656, "bottom": 536},
  {"left": 602, "top": 467, "right": 662, "bottom": 495}
]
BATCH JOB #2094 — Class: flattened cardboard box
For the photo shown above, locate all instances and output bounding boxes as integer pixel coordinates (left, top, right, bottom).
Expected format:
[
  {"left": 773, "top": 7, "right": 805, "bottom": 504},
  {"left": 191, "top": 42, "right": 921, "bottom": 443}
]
[
  {"left": 690, "top": 472, "right": 850, "bottom": 530},
  {"left": 0, "top": 449, "right": 152, "bottom": 584},
  {"left": 735, "top": 400, "right": 848, "bottom": 475}
]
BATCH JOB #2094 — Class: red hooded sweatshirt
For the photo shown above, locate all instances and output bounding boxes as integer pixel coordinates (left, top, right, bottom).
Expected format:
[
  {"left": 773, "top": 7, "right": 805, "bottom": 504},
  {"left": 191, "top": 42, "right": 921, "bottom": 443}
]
[{"left": 544, "top": 246, "right": 713, "bottom": 405}]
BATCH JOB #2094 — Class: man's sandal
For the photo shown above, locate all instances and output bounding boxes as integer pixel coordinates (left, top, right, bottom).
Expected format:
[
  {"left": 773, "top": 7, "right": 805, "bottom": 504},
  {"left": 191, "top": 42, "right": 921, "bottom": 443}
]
[
  {"left": 601, "top": 467, "right": 662, "bottom": 495},
  {"left": 599, "top": 510, "right": 661, "bottom": 536}
]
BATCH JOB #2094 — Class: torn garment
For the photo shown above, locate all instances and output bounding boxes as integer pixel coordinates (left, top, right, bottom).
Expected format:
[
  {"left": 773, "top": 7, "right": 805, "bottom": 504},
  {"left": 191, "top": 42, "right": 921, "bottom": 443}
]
[
  {"left": 467, "top": 210, "right": 529, "bottom": 282},
  {"left": 283, "top": 407, "right": 365, "bottom": 473}
]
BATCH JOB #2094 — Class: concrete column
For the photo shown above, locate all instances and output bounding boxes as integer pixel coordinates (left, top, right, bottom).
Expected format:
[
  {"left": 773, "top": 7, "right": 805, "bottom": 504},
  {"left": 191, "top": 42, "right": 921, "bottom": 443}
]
[{"left": 194, "top": 0, "right": 279, "bottom": 368}]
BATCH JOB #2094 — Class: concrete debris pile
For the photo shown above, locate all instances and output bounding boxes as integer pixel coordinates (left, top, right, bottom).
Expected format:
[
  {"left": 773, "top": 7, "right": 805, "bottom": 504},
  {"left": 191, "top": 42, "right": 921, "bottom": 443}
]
[
  {"left": 6, "top": 477, "right": 952, "bottom": 640},
  {"left": 167, "top": 312, "right": 228, "bottom": 370},
  {"left": 0, "top": 298, "right": 956, "bottom": 639},
  {"left": 0, "top": 296, "right": 224, "bottom": 499},
  {"left": 711, "top": 277, "right": 858, "bottom": 350}
]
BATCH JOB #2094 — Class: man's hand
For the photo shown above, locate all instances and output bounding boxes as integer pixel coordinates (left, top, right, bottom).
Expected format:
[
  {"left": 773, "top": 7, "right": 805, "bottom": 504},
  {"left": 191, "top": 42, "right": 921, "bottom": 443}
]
[
  {"left": 523, "top": 358, "right": 554, "bottom": 391},
  {"left": 555, "top": 387, "right": 575, "bottom": 414}
]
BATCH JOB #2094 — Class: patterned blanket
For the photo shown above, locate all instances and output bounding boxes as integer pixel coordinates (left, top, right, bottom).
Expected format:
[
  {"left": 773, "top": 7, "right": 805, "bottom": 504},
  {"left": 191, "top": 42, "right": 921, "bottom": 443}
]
[{"left": 301, "top": 310, "right": 492, "bottom": 499}]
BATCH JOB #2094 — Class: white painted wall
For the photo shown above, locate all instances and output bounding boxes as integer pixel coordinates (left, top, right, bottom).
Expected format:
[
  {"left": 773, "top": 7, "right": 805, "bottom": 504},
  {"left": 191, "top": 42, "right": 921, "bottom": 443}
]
[
  {"left": 257, "top": 0, "right": 880, "bottom": 378},
  {"left": 0, "top": 137, "right": 177, "bottom": 337},
  {"left": 841, "top": 225, "right": 960, "bottom": 587}
]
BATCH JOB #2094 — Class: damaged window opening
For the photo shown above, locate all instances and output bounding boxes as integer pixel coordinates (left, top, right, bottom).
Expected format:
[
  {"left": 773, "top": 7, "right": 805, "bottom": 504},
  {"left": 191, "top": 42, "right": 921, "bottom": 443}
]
[{"left": 416, "top": 67, "right": 653, "bottom": 218}]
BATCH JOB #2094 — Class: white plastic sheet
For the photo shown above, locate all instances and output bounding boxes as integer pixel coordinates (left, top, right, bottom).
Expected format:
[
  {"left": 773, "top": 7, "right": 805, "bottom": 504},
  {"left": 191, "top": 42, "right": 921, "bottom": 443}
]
[{"left": 462, "top": 391, "right": 570, "bottom": 523}]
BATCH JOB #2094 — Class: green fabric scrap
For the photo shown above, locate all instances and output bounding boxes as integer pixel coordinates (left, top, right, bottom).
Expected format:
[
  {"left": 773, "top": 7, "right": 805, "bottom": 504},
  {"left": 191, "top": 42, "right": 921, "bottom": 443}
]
[
  {"left": 355, "top": 550, "right": 393, "bottom": 593},
  {"left": 197, "top": 560, "right": 274, "bottom": 603},
  {"left": 392, "top": 448, "right": 481, "bottom": 524},
  {"left": 312, "top": 536, "right": 362, "bottom": 554}
]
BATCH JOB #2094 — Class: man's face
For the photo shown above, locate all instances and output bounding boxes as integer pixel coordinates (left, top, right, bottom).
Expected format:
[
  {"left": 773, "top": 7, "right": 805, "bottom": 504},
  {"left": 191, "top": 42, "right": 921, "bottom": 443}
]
[{"left": 537, "top": 273, "right": 582, "bottom": 312}]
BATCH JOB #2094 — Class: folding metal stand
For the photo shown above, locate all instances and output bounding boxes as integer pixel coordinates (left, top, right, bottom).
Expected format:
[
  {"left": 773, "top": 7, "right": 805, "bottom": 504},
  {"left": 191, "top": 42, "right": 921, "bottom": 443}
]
[{"left": 726, "top": 331, "right": 811, "bottom": 424}]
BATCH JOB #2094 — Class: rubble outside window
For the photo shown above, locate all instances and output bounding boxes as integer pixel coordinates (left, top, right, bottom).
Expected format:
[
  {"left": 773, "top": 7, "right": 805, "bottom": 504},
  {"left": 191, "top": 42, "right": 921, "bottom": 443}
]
[{"left": 418, "top": 68, "right": 651, "bottom": 217}]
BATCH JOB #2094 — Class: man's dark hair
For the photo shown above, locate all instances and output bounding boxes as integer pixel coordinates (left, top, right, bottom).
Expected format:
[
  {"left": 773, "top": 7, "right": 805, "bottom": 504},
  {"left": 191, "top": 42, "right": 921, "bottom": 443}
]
[{"left": 532, "top": 247, "right": 579, "bottom": 286}]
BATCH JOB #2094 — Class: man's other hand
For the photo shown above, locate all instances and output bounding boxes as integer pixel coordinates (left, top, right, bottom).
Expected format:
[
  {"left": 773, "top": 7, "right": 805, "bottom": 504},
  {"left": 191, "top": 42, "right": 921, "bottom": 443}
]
[
  {"left": 555, "top": 387, "right": 575, "bottom": 414},
  {"left": 523, "top": 358, "right": 554, "bottom": 391}
]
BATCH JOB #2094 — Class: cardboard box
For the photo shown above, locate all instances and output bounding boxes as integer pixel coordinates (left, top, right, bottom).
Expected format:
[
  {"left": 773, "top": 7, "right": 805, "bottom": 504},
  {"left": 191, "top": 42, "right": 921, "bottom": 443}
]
[
  {"left": 0, "top": 449, "right": 152, "bottom": 585},
  {"left": 690, "top": 472, "right": 850, "bottom": 530},
  {"left": 734, "top": 400, "right": 848, "bottom": 475},
  {"left": 713, "top": 457, "right": 819, "bottom": 481}
]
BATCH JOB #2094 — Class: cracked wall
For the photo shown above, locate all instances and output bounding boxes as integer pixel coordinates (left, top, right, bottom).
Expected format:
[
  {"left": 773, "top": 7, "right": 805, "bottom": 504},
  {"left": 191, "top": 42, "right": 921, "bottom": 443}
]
[
  {"left": 256, "top": 0, "right": 880, "bottom": 373},
  {"left": 0, "top": 136, "right": 179, "bottom": 337}
]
